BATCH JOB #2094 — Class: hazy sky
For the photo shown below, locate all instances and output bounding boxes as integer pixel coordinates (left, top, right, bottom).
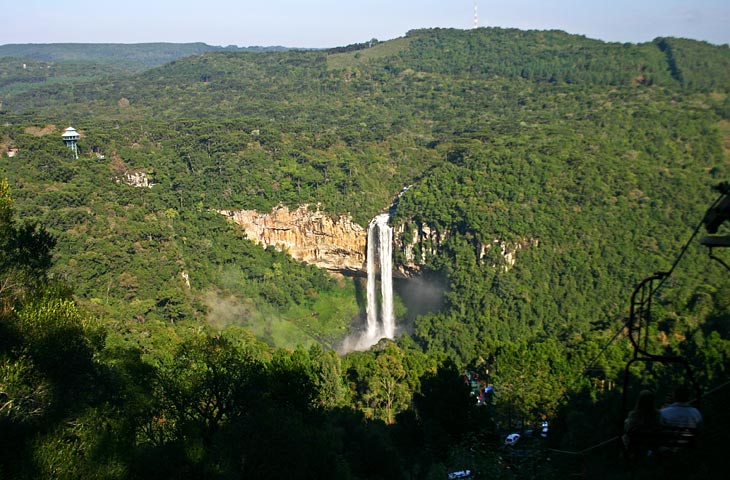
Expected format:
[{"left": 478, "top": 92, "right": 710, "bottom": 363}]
[{"left": 3, "top": 1, "right": 729, "bottom": 47}]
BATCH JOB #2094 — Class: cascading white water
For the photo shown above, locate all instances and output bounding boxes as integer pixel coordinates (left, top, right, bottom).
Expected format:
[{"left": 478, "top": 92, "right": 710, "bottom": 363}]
[
  {"left": 378, "top": 216, "right": 394, "bottom": 338},
  {"left": 365, "top": 213, "right": 394, "bottom": 342},
  {"left": 366, "top": 218, "right": 379, "bottom": 339}
]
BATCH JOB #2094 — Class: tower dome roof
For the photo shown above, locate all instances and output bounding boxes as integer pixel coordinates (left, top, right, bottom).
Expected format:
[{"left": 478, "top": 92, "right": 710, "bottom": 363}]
[{"left": 62, "top": 127, "right": 79, "bottom": 139}]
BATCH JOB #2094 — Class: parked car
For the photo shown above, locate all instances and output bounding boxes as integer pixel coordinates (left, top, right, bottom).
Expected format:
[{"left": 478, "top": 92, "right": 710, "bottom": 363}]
[
  {"left": 504, "top": 433, "right": 520, "bottom": 446},
  {"left": 448, "top": 470, "right": 472, "bottom": 479}
]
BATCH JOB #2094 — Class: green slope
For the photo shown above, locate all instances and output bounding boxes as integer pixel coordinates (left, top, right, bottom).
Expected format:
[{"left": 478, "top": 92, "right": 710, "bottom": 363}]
[
  {"left": 0, "top": 42, "right": 288, "bottom": 67},
  {"left": 0, "top": 27, "right": 728, "bottom": 354}
]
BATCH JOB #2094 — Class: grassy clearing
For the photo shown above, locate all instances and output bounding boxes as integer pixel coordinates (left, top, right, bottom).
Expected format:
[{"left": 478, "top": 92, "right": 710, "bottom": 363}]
[
  {"left": 326, "top": 37, "right": 412, "bottom": 70},
  {"left": 281, "top": 279, "right": 361, "bottom": 348},
  {"left": 237, "top": 278, "right": 361, "bottom": 350}
]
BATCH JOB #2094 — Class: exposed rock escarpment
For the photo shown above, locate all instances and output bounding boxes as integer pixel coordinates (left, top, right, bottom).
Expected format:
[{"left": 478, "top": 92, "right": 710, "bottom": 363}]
[
  {"left": 118, "top": 171, "right": 156, "bottom": 188},
  {"left": 220, "top": 205, "right": 537, "bottom": 276},
  {"left": 220, "top": 205, "right": 367, "bottom": 274},
  {"left": 395, "top": 222, "right": 538, "bottom": 275}
]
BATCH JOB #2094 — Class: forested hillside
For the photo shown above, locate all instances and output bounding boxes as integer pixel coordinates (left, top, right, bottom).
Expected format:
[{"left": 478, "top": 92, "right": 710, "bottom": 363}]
[
  {"left": 0, "top": 42, "right": 287, "bottom": 69},
  {"left": 1, "top": 28, "right": 729, "bottom": 478},
  {"left": 0, "top": 43, "right": 289, "bottom": 100}
]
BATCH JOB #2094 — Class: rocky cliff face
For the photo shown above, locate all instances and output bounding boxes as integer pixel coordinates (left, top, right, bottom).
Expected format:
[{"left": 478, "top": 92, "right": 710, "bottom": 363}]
[
  {"left": 220, "top": 205, "right": 367, "bottom": 274},
  {"left": 220, "top": 205, "right": 537, "bottom": 276},
  {"left": 117, "top": 171, "right": 156, "bottom": 188},
  {"left": 395, "top": 222, "right": 538, "bottom": 275},
  {"left": 395, "top": 223, "right": 446, "bottom": 276}
]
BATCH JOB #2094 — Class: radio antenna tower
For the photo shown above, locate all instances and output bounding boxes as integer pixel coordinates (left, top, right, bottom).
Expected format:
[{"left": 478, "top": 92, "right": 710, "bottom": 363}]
[{"left": 473, "top": 0, "right": 478, "bottom": 28}]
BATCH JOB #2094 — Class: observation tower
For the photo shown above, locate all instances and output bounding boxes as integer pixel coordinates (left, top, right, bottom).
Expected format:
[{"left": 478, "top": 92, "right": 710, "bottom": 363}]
[{"left": 62, "top": 126, "right": 79, "bottom": 159}]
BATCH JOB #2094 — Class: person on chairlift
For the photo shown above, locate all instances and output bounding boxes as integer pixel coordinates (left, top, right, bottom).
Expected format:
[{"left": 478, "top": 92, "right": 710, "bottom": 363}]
[
  {"left": 623, "top": 389, "right": 661, "bottom": 448},
  {"left": 660, "top": 386, "right": 703, "bottom": 430}
]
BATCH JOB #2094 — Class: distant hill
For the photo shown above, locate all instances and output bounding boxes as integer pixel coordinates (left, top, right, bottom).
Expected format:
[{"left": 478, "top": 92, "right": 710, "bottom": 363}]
[
  {"left": 330, "top": 28, "right": 730, "bottom": 91},
  {"left": 0, "top": 42, "right": 291, "bottom": 101},
  {"left": 0, "top": 42, "right": 289, "bottom": 70},
  {"left": 5, "top": 28, "right": 730, "bottom": 120}
]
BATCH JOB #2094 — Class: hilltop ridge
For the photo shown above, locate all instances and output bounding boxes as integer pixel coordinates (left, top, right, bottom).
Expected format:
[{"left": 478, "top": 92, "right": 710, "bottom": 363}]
[
  {"left": 0, "top": 42, "right": 289, "bottom": 68},
  {"left": 3, "top": 28, "right": 729, "bottom": 121}
]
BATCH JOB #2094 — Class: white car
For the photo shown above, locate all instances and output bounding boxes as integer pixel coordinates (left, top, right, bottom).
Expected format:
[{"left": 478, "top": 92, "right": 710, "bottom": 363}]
[
  {"left": 448, "top": 470, "right": 472, "bottom": 479},
  {"left": 504, "top": 433, "right": 520, "bottom": 446}
]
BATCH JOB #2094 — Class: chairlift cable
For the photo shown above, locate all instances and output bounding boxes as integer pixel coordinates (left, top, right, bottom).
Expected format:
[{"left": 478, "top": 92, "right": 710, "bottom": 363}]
[
  {"left": 558, "top": 321, "right": 627, "bottom": 405},
  {"left": 697, "top": 378, "right": 730, "bottom": 401},
  {"left": 653, "top": 191, "right": 726, "bottom": 295},
  {"left": 546, "top": 435, "right": 620, "bottom": 456},
  {"left": 551, "top": 191, "right": 725, "bottom": 406},
  {"left": 551, "top": 187, "right": 729, "bottom": 461},
  {"left": 551, "top": 380, "right": 730, "bottom": 457},
  {"left": 555, "top": 189, "right": 721, "bottom": 398}
]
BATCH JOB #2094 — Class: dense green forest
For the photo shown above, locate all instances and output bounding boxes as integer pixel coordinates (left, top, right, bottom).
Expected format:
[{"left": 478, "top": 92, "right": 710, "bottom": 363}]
[
  {"left": 0, "top": 42, "right": 288, "bottom": 69},
  {"left": 1, "top": 28, "right": 730, "bottom": 478},
  {"left": 0, "top": 43, "right": 290, "bottom": 100}
]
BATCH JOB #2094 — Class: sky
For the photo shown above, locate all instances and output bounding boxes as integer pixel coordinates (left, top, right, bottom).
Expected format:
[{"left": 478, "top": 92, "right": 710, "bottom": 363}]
[{"left": 3, "top": 0, "right": 729, "bottom": 48}]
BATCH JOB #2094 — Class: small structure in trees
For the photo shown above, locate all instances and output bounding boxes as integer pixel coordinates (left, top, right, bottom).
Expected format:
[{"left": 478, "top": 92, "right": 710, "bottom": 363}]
[{"left": 61, "top": 126, "right": 79, "bottom": 159}]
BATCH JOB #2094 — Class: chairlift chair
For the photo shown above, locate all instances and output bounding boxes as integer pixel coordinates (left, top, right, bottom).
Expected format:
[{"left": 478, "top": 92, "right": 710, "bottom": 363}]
[
  {"left": 617, "top": 181, "right": 730, "bottom": 455},
  {"left": 699, "top": 182, "right": 730, "bottom": 271}
]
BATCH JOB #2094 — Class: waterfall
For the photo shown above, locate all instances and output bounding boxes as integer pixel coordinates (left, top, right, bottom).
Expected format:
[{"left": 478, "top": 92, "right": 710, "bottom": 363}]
[
  {"left": 366, "top": 219, "right": 379, "bottom": 339},
  {"left": 365, "top": 213, "right": 395, "bottom": 341},
  {"left": 378, "top": 216, "right": 394, "bottom": 338}
]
